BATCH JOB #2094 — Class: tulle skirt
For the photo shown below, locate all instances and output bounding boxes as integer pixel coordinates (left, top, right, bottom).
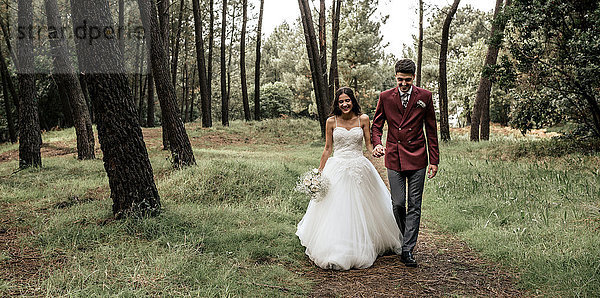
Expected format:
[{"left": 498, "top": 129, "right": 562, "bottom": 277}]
[{"left": 296, "top": 154, "right": 402, "bottom": 270}]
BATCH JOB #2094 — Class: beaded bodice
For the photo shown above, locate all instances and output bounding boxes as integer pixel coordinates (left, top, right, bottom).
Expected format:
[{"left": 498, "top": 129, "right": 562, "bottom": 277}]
[{"left": 333, "top": 127, "right": 364, "bottom": 157}]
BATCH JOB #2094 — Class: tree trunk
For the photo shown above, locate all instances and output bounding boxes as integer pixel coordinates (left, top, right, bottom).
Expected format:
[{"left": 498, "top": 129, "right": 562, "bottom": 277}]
[
  {"left": 1, "top": 52, "right": 17, "bottom": 142},
  {"left": 0, "top": 42, "right": 19, "bottom": 117},
  {"left": 189, "top": 67, "right": 196, "bottom": 121},
  {"left": 471, "top": 0, "right": 507, "bottom": 141},
  {"left": 298, "top": 0, "right": 327, "bottom": 137},
  {"left": 171, "top": 0, "right": 185, "bottom": 88},
  {"left": 71, "top": 0, "right": 160, "bottom": 217},
  {"left": 45, "top": 0, "right": 95, "bottom": 159},
  {"left": 240, "top": 0, "right": 250, "bottom": 121},
  {"left": 220, "top": 0, "right": 229, "bottom": 126},
  {"left": 182, "top": 61, "right": 189, "bottom": 122},
  {"left": 0, "top": 19, "right": 18, "bottom": 71},
  {"left": 254, "top": 0, "right": 264, "bottom": 121},
  {"left": 208, "top": 0, "right": 214, "bottom": 123},
  {"left": 328, "top": 0, "right": 341, "bottom": 93},
  {"left": 438, "top": 0, "right": 460, "bottom": 142},
  {"left": 192, "top": 0, "right": 212, "bottom": 127},
  {"left": 146, "top": 73, "right": 155, "bottom": 127},
  {"left": 138, "top": 0, "right": 196, "bottom": 167},
  {"left": 119, "top": 0, "right": 125, "bottom": 55},
  {"left": 318, "top": 0, "right": 329, "bottom": 105},
  {"left": 416, "top": 0, "right": 424, "bottom": 87},
  {"left": 17, "top": 0, "right": 42, "bottom": 168}
]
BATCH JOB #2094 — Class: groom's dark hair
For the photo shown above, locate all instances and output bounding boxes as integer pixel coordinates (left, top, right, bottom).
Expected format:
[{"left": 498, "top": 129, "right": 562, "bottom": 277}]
[{"left": 395, "top": 59, "right": 416, "bottom": 74}]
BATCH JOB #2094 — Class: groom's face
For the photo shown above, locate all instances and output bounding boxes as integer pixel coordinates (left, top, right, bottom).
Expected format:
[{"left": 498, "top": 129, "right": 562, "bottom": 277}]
[{"left": 395, "top": 72, "right": 414, "bottom": 93}]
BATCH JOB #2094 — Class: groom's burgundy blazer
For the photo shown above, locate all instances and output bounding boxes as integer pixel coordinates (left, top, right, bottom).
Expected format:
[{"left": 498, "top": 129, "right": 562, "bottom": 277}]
[{"left": 371, "top": 86, "right": 439, "bottom": 172}]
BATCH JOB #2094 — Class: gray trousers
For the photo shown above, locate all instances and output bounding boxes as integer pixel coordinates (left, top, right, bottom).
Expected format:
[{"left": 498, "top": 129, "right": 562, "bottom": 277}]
[{"left": 387, "top": 167, "right": 426, "bottom": 253}]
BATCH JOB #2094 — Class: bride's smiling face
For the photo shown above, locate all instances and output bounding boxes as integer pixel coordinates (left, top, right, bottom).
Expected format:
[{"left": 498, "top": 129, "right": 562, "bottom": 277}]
[{"left": 338, "top": 94, "right": 353, "bottom": 114}]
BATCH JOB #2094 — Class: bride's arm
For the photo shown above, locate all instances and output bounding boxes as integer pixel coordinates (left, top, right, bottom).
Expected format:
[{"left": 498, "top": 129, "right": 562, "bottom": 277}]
[
  {"left": 361, "top": 114, "right": 374, "bottom": 153},
  {"left": 318, "top": 117, "right": 335, "bottom": 172}
]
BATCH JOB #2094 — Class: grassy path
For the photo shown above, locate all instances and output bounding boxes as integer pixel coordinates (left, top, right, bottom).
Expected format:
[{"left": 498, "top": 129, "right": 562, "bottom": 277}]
[{"left": 0, "top": 119, "right": 598, "bottom": 296}]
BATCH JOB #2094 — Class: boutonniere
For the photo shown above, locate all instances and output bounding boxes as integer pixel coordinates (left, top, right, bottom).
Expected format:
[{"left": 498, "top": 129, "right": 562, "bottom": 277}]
[{"left": 416, "top": 100, "right": 426, "bottom": 108}]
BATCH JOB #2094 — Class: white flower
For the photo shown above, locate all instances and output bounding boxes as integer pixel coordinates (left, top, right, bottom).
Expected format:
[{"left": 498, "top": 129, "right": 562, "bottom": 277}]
[
  {"left": 417, "top": 100, "right": 426, "bottom": 108},
  {"left": 312, "top": 168, "right": 320, "bottom": 174}
]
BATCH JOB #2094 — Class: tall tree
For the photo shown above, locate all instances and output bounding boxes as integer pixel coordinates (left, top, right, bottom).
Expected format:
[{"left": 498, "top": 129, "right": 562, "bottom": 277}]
[
  {"left": 192, "top": 0, "right": 212, "bottom": 127},
  {"left": 318, "top": 0, "right": 329, "bottom": 103},
  {"left": 438, "top": 0, "right": 460, "bottom": 142},
  {"left": 0, "top": 46, "right": 16, "bottom": 142},
  {"left": 17, "top": 0, "right": 41, "bottom": 168},
  {"left": 45, "top": 0, "right": 95, "bottom": 159},
  {"left": 328, "top": 0, "right": 341, "bottom": 93},
  {"left": 254, "top": 0, "right": 264, "bottom": 120},
  {"left": 220, "top": 0, "right": 229, "bottom": 126},
  {"left": 298, "top": 0, "right": 328, "bottom": 136},
  {"left": 171, "top": 0, "right": 185, "bottom": 88},
  {"left": 119, "top": 0, "right": 125, "bottom": 55},
  {"left": 207, "top": 0, "right": 215, "bottom": 123},
  {"left": 70, "top": 0, "right": 160, "bottom": 217},
  {"left": 239, "top": 0, "right": 250, "bottom": 120},
  {"left": 0, "top": 40, "right": 18, "bottom": 116},
  {"left": 470, "top": 0, "right": 509, "bottom": 141},
  {"left": 137, "top": 0, "right": 196, "bottom": 167},
  {"left": 416, "top": 0, "right": 424, "bottom": 87}
]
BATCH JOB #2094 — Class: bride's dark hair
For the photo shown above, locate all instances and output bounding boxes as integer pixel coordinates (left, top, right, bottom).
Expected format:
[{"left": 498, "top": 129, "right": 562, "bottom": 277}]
[{"left": 330, "top": 87, "right": 361, "bottom": 116}]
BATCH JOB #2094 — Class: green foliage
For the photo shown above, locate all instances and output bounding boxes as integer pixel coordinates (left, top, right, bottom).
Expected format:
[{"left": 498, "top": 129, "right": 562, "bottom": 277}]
[
  {"left": 259, "top": 82, "right": 293, "bottom": 118},
  {"left": 506, "top": 0, "right": 600, "bottom": 136}
]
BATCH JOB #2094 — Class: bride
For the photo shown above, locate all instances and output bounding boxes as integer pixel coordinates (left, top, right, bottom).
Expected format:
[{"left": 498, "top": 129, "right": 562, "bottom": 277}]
[{"left": 296, "top": 87, "right": 401, "bottom": 270}]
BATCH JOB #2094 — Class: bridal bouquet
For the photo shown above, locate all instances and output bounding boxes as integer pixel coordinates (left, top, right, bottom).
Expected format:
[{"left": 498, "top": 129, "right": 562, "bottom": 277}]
[{"left": 295, "top": 168, "right": 330, "bottom": 202}]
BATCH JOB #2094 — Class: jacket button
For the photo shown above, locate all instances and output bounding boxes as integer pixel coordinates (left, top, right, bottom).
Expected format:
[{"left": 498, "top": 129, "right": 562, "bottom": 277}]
[
  {"left": 399, "top": 128, "right": 402, "bottom": 131},
  {"left": 409, "top": 128, "right": 412, "bottom": 131},
  {"left": 408, "top": 141, "right": 412, "bottom": 144}
]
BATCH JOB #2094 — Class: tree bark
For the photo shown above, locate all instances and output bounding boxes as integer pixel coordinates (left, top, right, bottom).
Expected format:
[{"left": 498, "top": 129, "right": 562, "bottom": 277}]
[
  {"left": 17, "top": 0, "right": 42, "bottom": 168},
  {"left": 0, "top": 19, "right": 18, "bottom": 71},
  {"left": 438, "top": 0, "right": 460, "bottom": 142},
  {"left": 1, "top": 49, "right": 16, "bottom": 142},
  {"left": 45, "top": 0, "right": 95, "bottom": 159},
  {"left": 254, "top": 0, "right": 264, "bottom": 121},
  {"left": 240, "top": 0, "right": 250, "bottom": 121},
  {"left": 318, "top": 0, "right": 329, "bottom": 104},
  {"left": 416, "top": 0, "right": 424, "bottom": 87},
  {"left": 146, "top": 73, "right": 155, "bottom": 127},
  {"left": 0, "top": 41, "right": 19, "bottom": 116},
  {"left": 220, "top": 0, "right": 229, "bottom": 126},
  {"left": 192, "top": 0, "right": 212, "bottom": 127},
  {"left": 119, "top": 0, "right": 125, "bottom": 55},
  {"left": 328, "top": 0, "right": 341, "bottom": 93},
  {"left": 298, "top": 0, "right": 327, "bottom": 137},
  {"left": 470, "top": 0, "right": 507, "bottom": 141},
  {"left": 71, "top": 0, "right": 160, "bottom": 217},
  {"left": 171, "top": 0, "right": 185, "bottom": 88},
  {"left": 138, "top": 0, "right": 196, "bottom": 167},
  {"left": 207, "top": 0, "right": 214, "bottom": 123},
  {"left": 189, "top": 66, "right": 196, "bottom": 121}
]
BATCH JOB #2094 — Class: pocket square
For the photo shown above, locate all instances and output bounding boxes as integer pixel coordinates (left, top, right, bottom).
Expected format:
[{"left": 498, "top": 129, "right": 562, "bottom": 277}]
[{"left": 416, "top": 100, "right": 426, "bottom": 108}]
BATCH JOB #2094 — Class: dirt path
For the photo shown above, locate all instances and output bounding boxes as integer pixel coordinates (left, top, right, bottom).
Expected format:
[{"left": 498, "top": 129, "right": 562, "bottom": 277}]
[{"left": 301, "top": 156, "right": 525, "bottom": 297}]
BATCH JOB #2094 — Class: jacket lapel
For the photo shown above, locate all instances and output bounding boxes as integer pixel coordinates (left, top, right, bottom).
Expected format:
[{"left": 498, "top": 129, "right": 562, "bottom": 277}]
[
  {"left": 391, "top": 88, "right": 404, "bottom": 117},
  {"left": 400, "top": 87, "right": 420, "bottom": 125}
]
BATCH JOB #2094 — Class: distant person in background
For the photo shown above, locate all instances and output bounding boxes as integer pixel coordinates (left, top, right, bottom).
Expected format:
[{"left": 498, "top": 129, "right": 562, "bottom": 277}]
[
  {"left": 296, "top": 87, "right": 401, "bottom": 270},
  {"left": 372, "top": 58, "right": 439, "bottom": 267}
]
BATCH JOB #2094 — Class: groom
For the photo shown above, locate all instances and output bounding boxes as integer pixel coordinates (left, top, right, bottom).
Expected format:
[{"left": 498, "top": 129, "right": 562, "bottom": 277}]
[{"left": 371, "top": 58, "right": 439, "bottom": 267}]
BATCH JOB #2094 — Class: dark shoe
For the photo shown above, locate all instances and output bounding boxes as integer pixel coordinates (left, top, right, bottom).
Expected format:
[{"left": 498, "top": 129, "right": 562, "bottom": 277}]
[{"left": 400, "top": 251, "right": 417, "bottom": 267}]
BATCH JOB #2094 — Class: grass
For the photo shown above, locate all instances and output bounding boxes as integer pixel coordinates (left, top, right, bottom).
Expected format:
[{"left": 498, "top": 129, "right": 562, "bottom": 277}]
[
  {"left": 1, "top": 119, "right": 599, "bottom": 296},
  {"left": 425, "top": 131, "right": 600, "bottom": 296}
]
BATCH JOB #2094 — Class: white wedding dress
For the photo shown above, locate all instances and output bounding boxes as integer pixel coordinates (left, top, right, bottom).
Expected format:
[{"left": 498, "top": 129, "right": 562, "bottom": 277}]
[{"left": 296, "top": 119, "right": 402, "bottom": 270}]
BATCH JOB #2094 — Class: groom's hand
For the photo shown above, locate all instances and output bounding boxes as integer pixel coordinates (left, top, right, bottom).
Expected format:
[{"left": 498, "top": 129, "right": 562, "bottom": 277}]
[
  {"left": 372, "top": 144, "right": 385, "bottom": 158},
  {"left": 427, "top": 164, "right": 438, "bottom": 179}
]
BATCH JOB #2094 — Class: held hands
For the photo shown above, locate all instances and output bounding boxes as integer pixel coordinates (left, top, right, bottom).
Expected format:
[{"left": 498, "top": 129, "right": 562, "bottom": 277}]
[
  {"left": 427, "top": 164, "right": 438, "bottom": 179},
  {"left": 372, "top": 144, "right": 385, "bottom": 158}
]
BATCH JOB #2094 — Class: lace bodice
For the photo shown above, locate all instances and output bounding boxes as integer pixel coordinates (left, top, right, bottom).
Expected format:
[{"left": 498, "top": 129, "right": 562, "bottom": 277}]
[{"left": 333, "top": 127, "right": 364, "bottom": 157}]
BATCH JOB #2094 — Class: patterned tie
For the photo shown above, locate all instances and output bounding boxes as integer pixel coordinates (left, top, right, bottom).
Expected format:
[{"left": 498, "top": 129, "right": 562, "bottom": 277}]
[{"left": 400, "top": 93, "right": 409, "bottom": 108}]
